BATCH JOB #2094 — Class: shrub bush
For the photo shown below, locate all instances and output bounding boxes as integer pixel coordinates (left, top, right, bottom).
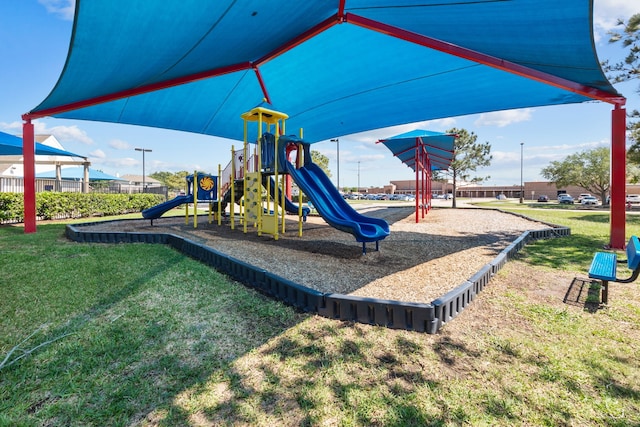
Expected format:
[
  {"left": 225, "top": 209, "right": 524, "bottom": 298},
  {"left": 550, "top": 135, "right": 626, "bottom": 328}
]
[{"left": 0, "top": 192, "right": 164, "bottom": 222}]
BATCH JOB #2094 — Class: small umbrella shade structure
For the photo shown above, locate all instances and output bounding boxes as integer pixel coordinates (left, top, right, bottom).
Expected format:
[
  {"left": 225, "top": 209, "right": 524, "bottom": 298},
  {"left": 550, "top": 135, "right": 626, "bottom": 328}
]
[
  {"left": 35, "top": 166, "right": 125, "bottom": 181},
  {"left": 20, "top": 1, "right": 627, "bottom": 245},
  {"left": 378, "top": 130, "right": 455, "bottom": 223}
]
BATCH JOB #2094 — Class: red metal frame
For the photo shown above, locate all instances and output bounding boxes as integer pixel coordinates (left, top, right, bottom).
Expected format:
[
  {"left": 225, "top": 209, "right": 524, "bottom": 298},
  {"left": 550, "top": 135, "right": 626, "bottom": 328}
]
[
  {"left": 19, "top": 10, "right": 627, "bottom": 240},
  {"left": 411, "top": 137, "right": 433, "bottom": 223},
  {"left": 254, "top": 16, "right": 339, "bottom": 67},
  {"left": 346, "top": 13, "right": 627, "bottom": 106},
  {"left": 22, "top": 62, "right": 253, "bottom": 121},
  {"left": 610, "top": 106, "right": 626, "bottom": 249},
  {"left": 252, "top": 65, "right": 271, "bottom": 104},
  {"left": 22, "top": 121, "right": 36, "bottom": 233}
]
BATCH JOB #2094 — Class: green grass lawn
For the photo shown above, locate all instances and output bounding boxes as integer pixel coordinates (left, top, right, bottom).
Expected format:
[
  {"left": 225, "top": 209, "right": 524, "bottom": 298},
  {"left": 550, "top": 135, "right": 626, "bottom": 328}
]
[{"left": 2, "top": 205, "right": 640, "bottom": 426}]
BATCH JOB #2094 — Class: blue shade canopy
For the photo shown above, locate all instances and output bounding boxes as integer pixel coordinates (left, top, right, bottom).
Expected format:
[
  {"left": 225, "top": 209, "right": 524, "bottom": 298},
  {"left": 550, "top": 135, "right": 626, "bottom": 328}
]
[
  {"left": 378, "top": 130, "right": 455, "bottom": 171},
  {"left": 0, "top": 131, "right": 84, "bottom": 158},
  {"left": 26, "top": 1, "right": 623, "bottom": 144},
  {"left": 36, "top": 166, "right": 124, "bottom": 181}
]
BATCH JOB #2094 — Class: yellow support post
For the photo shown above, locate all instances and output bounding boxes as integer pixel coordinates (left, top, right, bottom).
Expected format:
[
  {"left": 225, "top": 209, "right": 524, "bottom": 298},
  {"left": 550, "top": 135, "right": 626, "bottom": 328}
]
[
  {"left": 217, "top": 163, "right": 222, "bottom": 225},
  {"left": 193, "top": 170, "right": 198, "bottom": 228},
  {"left": 232, "top": 147, "right": 236, "bottom": 229},
  {"left": 185, "top": 176, "right": 189, "bottom": 225},
  {"left": 298, "top": 127, "right": 304, "bottom": 237},
  {"left": 257, "top": 115, "right": 263, "bottom": 236},
  {"left": 243, "top": 134, "right": 248, "bottom": 233}
]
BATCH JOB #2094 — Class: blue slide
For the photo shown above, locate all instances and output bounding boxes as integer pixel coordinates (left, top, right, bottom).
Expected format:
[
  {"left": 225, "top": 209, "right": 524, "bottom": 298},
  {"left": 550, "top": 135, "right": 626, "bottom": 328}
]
[
  {"left": 278, "top": 135, "right": 389, "bottom": 245},
  {"left": 142, "top": 195, "right": 192, "bottom": 220}
]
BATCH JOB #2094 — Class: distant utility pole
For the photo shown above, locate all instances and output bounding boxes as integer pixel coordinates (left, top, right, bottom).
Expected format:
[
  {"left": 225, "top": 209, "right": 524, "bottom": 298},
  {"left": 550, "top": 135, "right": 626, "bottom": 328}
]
[
  {"left": 135, "top": 147, "right": 152, "bottom": 191},
  {"left": 330, "top": 138, "right": 340, "bottom": 191},
  {"left": 519, "top": 142, "right": 524, "bottom": 204}
]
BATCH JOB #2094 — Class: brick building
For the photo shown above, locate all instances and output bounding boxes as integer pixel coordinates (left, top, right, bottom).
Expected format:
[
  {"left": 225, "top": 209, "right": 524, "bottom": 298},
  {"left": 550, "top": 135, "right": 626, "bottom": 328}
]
[{"left": 378, "top": 180, "right": 640, "bottom": 201}]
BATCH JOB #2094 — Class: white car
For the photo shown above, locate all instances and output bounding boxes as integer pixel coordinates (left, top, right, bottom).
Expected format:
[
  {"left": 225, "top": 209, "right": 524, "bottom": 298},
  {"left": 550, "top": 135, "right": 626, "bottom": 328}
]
[
  {"left": 580, "top": 196, "right": 598, "bottom": 205},
  {"left": 626, "top": 194, "right": 640, "bottom": 204},
  {"left": 578, "top": 193, "right": 592, "bottom": 203}
]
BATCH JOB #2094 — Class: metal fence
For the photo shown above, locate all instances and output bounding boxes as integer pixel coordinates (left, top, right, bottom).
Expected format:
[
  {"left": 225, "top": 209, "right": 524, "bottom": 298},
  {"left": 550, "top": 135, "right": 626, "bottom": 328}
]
[{"left": 0, "top": 177, "right": 167, "bottom": 197}]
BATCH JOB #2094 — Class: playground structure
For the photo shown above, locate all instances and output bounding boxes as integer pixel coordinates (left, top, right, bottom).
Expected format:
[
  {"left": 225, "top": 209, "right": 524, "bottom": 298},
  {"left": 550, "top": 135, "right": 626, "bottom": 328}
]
[
  {"left": 142, "top": 171, "right": 218, "bottom": 227},
  {"left": 216, "top": 102, "right": 310, "bottom": 239},
  {"left": 142, "top": 101, "right": 389, "bottom": 252}
]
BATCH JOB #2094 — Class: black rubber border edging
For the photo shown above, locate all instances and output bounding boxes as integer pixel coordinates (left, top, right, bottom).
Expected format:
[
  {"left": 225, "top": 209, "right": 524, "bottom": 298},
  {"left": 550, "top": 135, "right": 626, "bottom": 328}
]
[{"left": 65, "top": 210, "right": 569, "bottom": 334}]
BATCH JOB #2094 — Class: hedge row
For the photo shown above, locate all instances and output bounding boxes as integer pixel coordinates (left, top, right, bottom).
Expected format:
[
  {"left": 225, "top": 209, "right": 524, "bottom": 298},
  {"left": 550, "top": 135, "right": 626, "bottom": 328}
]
[{"left": 0, "top": 192, "right": 165, "bottom": 222}]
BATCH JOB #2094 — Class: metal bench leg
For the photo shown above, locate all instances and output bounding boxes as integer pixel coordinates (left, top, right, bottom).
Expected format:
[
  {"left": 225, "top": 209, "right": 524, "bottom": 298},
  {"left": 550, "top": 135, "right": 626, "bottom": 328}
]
[{"left": 602, "top": 280, "right": 609, "bottom": 305}]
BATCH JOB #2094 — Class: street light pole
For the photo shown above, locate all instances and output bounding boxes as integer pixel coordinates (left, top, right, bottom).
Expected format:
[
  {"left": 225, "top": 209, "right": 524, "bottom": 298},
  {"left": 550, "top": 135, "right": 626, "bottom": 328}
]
[
  {"left": 135, "top": 147, "right": 152, "bottom": 192},
  {"left": 330, "top": 138, "right": 340, "bottom": 191},
  {"left": 519, "top": 142, "right": 524, "bottom": 204},
  {"left": 357, "top": 161, "right": 360, "bottom": 194}
]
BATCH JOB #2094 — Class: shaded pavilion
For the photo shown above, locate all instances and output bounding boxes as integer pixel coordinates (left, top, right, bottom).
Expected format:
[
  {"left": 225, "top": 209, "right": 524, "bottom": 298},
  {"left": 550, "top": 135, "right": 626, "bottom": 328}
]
[
  {"left": 20, "top": 1, "right": 627, "bottom": 246},
  {"left": 378, "top": 130, "right": 455, "bottom": 223},
  {"left": 0, "top": 131, "right": 92, "bottom": 191},
  {"left": 0, "top": 131, "right": 83, "bottom": 158},
  {"left": 35, "top": 166, "right": 125, "bottom": 182}
]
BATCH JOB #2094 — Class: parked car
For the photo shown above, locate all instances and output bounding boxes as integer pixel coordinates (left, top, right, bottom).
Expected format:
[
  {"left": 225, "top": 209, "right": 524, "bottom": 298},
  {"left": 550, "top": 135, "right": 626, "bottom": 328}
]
[
  {"left": 537, "top": 195, "right": 549, "bottom": 202},
  {"left": 580, "top": 196, "right": 598, "bottom": 205},
  {"left": 578, "top": 193, "right": 592, "bottom": 203},
  {"left": 626, "top": 194, "right": 640, "bottom": 204},
  {"left": 558, "top": 194, "right": 574, "bottom": 204}
]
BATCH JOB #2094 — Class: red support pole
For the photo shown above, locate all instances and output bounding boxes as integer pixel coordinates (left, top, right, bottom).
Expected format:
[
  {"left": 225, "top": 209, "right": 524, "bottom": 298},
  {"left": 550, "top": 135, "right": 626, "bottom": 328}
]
[
  {"left": 420, "top": 148, "right": 424, "bottom": 218},
  {"left": 415, "top": 138, "right": 419, "bottom": 223},
  {"left": 610, "top": 106, "right": 626, "bottom": 249},
  {"left": 23, "top": 120, "right": 36, "bottom": 233}
]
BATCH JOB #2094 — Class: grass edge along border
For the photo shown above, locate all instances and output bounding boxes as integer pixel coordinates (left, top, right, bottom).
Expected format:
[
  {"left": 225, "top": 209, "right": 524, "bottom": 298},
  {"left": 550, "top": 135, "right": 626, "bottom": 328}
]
[{"left": 64, "top": 210, "right": 569, "bottom": 334}]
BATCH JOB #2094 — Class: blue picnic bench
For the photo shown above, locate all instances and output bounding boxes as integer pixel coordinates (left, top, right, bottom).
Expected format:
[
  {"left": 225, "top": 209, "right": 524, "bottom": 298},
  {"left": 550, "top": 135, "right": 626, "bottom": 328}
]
[{"left": 588, "top": 235, "right": 640, "bottom": 304}]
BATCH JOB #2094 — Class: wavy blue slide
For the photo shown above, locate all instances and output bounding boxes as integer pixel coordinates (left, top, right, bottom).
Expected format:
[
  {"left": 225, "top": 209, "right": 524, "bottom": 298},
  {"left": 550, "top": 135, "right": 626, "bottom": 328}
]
[
  {"left": 278, "top": 136, "right": 389, "bottom": 246},
  {"left": 142, "top": 195, "right": 192, "bottom": 220}
]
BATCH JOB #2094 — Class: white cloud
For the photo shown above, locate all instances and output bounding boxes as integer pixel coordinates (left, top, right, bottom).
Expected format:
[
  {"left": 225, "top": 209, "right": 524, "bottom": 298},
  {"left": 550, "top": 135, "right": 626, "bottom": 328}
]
[
  {"left": 108, "top": 139, "right": 131, "bottom": 150},
  {"left": 474, "top": 109, "right": 533, "bottom": 127},
  {"left": 528, "top": 140, "right": 610, "bottom": 153},
  {"left": 357, "top": 154, "right": 386, "bottom": 162},
  {"left": 47, "top": 125, "right": 93, "bottom": 145},
  {"left": 0, "top": 121, "right": 93, "bottom": 145},
  {"left": 593, "top": 0, "right": 637, "bottom": 43},
  {"left": 38, "top": 0, "right": 75, "bottom": 21},
  {"left": 92, "top": 156, "right": 139, "bottom": 169},
  {"left": 0, "top": 121, "right": 23, "bottom": 133},
  {"left": 89, "top": 149, "right": 106, "bottom": 159}
]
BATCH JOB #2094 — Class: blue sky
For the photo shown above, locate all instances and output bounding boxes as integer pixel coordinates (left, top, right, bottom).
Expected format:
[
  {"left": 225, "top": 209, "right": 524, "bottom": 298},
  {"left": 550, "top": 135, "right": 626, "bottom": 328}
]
[{"left": 0, "top": 0, "right": 638, "bottom": 188}]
